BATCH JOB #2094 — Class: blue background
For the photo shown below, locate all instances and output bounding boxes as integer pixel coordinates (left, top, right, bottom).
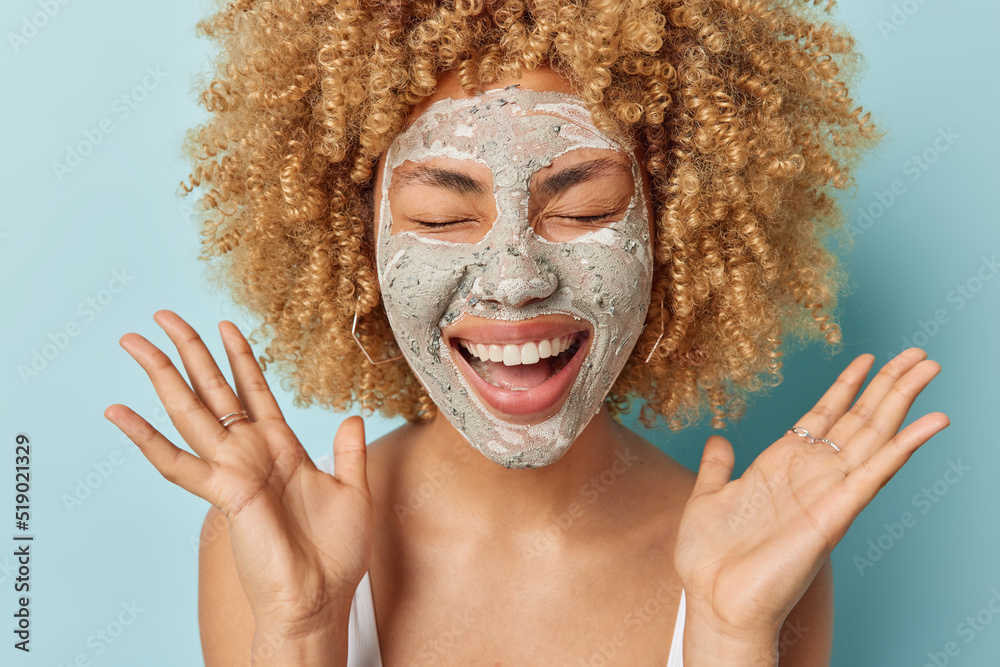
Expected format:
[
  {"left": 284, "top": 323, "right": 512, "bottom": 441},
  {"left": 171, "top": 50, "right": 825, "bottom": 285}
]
[{"left": 1, "top": 1, "right": 997, "bottom": 665}]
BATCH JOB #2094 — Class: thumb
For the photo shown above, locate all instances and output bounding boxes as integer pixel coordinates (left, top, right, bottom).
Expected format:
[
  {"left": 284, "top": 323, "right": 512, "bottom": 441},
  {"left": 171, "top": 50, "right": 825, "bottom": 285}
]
[
  {"left": 690, "top": 435, "right": 735, "bottom": 501},
  {"left": 333, "top": 416, "right": 369, "bottom": 494}
]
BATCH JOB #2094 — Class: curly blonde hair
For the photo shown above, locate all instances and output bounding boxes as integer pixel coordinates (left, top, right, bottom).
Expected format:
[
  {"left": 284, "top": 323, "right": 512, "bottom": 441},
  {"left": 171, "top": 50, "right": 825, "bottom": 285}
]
[{"left": 180, "top": 0, "right": 880, "bottom": 431}]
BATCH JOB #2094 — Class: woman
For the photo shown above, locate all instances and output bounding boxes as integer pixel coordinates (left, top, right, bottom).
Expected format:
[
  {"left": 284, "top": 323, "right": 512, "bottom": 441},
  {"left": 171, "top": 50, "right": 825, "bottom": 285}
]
[{"left": 104, "top": 1, "right": 948, "bottom": 665}]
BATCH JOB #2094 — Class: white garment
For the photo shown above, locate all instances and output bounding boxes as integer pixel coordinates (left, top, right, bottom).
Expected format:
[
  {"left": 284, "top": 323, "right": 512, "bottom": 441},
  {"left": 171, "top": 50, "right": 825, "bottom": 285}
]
[{"left": 314, "top": 453, "right": 685, "bottom": 666}]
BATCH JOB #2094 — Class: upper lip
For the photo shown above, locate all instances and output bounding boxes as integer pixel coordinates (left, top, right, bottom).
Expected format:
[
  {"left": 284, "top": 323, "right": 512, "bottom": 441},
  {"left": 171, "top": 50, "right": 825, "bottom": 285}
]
[{"left": 441, "top": 315, "right": 591, "bottom": 347}]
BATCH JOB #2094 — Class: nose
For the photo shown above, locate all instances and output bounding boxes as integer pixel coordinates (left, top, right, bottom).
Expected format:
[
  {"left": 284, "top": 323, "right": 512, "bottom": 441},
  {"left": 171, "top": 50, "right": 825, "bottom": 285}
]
[{"left": 470, "top": 239, "right": 558, "bottom": 308}]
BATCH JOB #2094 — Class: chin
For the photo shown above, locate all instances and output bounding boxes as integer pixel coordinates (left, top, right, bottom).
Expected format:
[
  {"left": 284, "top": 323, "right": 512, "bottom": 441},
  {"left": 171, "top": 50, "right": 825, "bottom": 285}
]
[{"left": 422, "top": 314, "right": 615, "bottom": 469}]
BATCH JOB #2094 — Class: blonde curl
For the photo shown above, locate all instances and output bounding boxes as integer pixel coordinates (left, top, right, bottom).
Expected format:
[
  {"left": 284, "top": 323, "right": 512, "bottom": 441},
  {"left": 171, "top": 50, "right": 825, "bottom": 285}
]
[{"left": 181, "top": 0, "right": 881, "bottom": 430}]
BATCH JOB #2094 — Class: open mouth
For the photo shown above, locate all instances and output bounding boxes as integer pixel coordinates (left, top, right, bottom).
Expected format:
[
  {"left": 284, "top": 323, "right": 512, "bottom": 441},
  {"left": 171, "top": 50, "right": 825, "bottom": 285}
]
[
  {"left": 456, "top": 333, "right": 585, "bottom": 390},
  {"left": 447, "top": 329, "right": 591, "bottom": 417}
]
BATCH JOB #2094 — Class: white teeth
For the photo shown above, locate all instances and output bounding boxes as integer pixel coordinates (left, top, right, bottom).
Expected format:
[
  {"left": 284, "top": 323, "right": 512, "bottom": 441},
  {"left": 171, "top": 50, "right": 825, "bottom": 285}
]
[
  {"left": 460, "top": 334, "right": 579, "bottom": 366},
  {"left": 503, "top": 344, "right": 521, "bottom": 366}
]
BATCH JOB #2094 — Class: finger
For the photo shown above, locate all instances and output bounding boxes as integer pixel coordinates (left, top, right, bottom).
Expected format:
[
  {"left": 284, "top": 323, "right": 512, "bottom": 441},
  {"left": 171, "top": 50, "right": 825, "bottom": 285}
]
[
  {"left": 332, "top": 416, "right": 370, "bottom": 495},
  {"left": 689, "top": 435, "right": 735, "bottom": 501},
  {"left": 218, "top": 320, "right": 285, "bottom": 423},
  {"left": 794, "top": 353, "right": 876, "bottom": 437},
  {"left": 841, "top": 412, "right": 950, "bottom": 516},
  {"left": 822, "top": 348, "right": 928, "bottom": 456},
  {"left": 840, "top": 359, "right": 942, "bottom": 462},
  {"left": 119, "top": 332, "right": 231, "bottom": 458},
  {"left": 153, "top": 310, "right": 245, "bottom": 421},
  {"left": 104, "top": 404, "right": 214, "bottom": 500}
]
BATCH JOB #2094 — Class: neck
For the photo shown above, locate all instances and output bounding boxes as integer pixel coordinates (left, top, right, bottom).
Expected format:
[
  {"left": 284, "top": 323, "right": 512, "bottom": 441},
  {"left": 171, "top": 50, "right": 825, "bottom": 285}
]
[{"left": 395, "top": 404, "right": 646, "bottom": 535}]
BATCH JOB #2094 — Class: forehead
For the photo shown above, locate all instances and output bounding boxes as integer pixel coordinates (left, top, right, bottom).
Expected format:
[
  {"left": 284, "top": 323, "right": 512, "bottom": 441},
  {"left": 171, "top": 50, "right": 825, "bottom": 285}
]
[{"left": 383, "top": 87, "right": 628, "bottom": 184}]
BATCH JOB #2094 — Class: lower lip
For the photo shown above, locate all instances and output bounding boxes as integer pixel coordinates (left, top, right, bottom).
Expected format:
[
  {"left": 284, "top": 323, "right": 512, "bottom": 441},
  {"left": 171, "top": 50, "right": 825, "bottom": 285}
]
[{"left": 450, "top": 335, "right": 590, "bottom": 417}]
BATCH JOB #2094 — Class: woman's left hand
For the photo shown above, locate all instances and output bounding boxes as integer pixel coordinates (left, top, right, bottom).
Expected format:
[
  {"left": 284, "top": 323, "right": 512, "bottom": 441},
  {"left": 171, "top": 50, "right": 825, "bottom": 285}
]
[{"left": 674, "top": 347, "right": 949, "bottom": 641}]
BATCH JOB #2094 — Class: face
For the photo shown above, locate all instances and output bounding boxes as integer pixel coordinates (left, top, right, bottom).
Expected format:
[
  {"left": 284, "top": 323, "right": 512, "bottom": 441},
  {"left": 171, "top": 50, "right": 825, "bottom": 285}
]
[{"left": 374, "top": 78, "right": 654, "bottom": 469}]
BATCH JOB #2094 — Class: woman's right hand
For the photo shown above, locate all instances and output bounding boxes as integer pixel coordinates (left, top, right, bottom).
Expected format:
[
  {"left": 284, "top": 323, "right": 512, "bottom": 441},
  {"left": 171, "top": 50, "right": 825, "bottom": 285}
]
[{"left": 104, "top": 310, "right": 373, "bottom": 634}]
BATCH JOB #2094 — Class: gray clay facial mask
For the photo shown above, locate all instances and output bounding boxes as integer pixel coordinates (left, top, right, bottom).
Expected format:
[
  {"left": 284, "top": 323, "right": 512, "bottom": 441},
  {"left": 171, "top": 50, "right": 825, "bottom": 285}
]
[{"left": 377, "top": 87, "right": 653, "bottom": 468}]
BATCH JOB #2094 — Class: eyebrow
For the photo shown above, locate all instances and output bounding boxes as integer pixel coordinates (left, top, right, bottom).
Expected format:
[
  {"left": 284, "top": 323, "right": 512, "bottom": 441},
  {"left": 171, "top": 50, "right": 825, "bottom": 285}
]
[
  {"left": 533, "top": 158, "right": 630, "bottom": 197},
  {"left": 391, "top": 165, "right": 489, "bottom": 196},
  {"left": 391, "top": 157, "right": 630, "bottom": 198}
]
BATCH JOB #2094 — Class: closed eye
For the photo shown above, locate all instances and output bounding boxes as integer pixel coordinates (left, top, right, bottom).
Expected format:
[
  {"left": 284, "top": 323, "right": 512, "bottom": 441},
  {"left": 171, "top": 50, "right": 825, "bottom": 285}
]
[{"left": 409, "top": 218, "right": 475, "bottom": 228}]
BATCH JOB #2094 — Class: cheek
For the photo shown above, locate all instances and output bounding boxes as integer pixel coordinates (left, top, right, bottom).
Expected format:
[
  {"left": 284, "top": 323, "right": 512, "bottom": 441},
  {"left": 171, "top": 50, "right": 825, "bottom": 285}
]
[
  {"left": 379, "top": 237, "right": 470, "bottom": 330},
  {"left": 569, "top": 246, "right": 650, "bottom": 316}
]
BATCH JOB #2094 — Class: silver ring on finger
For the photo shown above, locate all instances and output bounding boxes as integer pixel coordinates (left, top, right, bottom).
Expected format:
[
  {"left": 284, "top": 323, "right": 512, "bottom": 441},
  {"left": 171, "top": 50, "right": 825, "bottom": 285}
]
[
  {"left": 218, "top": 410, "right": 249, "bottom": 428},
  {"left": 787, "top": 426, "right": 841, "bottom": 453}
]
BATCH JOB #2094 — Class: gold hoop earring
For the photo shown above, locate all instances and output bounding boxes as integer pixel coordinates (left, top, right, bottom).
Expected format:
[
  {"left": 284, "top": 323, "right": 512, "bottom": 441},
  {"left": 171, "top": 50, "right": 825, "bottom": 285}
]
[{"left": 352, "top": 310, "right": 403, "bottom": 365}]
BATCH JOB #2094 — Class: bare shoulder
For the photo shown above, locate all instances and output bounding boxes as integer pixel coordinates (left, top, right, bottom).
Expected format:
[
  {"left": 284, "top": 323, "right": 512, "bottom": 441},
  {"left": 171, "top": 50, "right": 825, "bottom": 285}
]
[
  {"left": 363, "top": 418, "right": 446, "bottom": 483},
  {"left": 197, "top": 505, "right": 255, "bottom": 667},
  {"left": 616, "top": 420, "right": 698, "bottom": 507},
  {"left": 366, "top": 419, "right": 425, "bottom": 457},
  {"left": 779, "top": 555, "right": 834, "bottom": 665}
]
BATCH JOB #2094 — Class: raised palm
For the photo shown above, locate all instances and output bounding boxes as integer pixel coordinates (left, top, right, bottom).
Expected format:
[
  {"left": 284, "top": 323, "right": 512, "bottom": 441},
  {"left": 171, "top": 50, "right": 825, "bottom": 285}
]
[
  {"left": 674, "top": 348, "right": 948, "bottom": 636},
  {"left": 104, "top": 310, "right": 373, "bottom": 628}
]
